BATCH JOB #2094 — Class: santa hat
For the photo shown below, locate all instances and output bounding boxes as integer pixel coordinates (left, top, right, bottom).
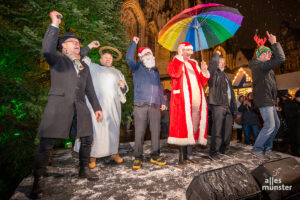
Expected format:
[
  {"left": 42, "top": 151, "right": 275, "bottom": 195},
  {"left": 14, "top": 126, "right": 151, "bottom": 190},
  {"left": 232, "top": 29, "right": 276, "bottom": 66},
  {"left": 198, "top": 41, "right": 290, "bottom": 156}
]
[
  {"left": 138, "top": 47, "right": 152, "bottom": 57},
  {"left": 177, "top": 42, "right": 193, "bottom": 56}
]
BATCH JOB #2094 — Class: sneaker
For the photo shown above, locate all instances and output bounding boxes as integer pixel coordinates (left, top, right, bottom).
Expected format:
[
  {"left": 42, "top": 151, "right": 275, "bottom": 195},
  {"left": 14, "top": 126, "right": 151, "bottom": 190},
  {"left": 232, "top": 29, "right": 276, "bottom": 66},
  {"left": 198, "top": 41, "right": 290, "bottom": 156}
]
[
  {"left": 111, "top": 154, "right": 123, "bottom": 164},
  {"left": 132, "top": 159, "right": 142, "bottom": 170},
  {"left": 150, "top": 156, "right": 167, "bottom": 166},
  {"left": 252, "top": 151, "right": 269, "bottom": 160},
  {"left": 265, "top": 151, "right": 281, "bottom": 160}
]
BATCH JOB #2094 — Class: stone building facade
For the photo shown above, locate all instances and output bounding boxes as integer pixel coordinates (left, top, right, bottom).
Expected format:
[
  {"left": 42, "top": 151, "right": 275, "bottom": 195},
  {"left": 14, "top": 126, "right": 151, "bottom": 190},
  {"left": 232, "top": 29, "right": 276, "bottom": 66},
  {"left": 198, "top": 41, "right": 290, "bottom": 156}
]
[
  {"left": 121, "top": 0, "right": 300, "bottom": 90},
  {"left": 121, "top": 0, "right": 204, "bottom": 89}
]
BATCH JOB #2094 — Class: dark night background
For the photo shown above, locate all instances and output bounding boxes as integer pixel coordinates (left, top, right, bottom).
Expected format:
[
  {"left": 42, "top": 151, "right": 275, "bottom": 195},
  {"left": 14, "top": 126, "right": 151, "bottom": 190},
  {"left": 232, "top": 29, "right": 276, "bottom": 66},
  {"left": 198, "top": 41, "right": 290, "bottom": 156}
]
[
  {"left": 208, "top": 0, "right": 300, "bottom": 48},
  {"left": 0, "top": 0, "right": 299, "bottom": 199}
]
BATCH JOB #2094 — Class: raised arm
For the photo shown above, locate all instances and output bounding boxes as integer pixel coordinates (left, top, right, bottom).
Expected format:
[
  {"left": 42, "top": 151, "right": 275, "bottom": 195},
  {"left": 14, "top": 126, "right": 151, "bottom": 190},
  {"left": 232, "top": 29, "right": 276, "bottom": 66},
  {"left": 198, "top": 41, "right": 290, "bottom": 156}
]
[
  {"left": 126, "top": 36, "right": 140, "bottom": 72},
  {"left": 258, "top": 31, "right": 285, "bottom": 72},
  {"left": 80, "top": 46, "right": 90, "bottom": 58},
  {"left": 199, "top": 61, "right": 210, "bottom": 86},
  {"left": 208, "top": 51, "right": 220, "bottom": 76},
  {"left": 42, "top": 11, "right": 63, "bottom": 66},
  {"left": 80, "top": 40, "right": 100, "bottom": 60},
  {"left": 260, "top": 43, "right": 285, "bottom": 72}
]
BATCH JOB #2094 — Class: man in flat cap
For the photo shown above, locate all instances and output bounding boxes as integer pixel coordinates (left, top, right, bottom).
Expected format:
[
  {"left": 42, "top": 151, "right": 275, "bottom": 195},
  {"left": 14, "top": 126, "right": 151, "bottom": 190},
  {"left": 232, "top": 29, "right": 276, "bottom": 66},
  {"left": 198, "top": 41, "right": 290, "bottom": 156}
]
[{"left": 29, "top": 10, "right": 102, "bottom": 199}]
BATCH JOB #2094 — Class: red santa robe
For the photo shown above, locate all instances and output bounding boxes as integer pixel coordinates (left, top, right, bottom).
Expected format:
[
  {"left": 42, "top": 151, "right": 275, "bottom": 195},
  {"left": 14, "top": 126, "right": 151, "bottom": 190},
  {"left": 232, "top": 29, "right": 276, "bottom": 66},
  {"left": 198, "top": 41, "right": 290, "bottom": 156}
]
[{"left": 167, "top": 55, "right": 210, "bottom": 146}]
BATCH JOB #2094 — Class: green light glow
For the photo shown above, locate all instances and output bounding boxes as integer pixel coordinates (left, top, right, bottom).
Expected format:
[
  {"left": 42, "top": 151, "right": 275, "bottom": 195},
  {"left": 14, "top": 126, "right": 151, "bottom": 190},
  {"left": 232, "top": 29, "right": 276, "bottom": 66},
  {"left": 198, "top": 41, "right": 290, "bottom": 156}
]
[
  {"left": 14, "top": 133, "right": 21, "bottom": 136},
  {"left": 64, "top": 141, "right": 72, "bottom": 149}
]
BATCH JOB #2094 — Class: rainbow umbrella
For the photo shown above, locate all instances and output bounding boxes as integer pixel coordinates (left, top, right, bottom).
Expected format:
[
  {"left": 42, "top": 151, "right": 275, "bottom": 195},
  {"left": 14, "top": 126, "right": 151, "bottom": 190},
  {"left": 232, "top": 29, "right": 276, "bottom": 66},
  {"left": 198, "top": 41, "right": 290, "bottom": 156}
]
[{"left": 158, "top": 3, "right": 243, "bottom": 57}]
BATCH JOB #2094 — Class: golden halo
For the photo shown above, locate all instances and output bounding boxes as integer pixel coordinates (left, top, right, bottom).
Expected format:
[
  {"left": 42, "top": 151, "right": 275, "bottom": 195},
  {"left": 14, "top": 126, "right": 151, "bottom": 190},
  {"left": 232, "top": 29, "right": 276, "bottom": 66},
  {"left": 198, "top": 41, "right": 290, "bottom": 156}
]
[{"left": 99, "top": 46, "right": 122, "bottom": 61}]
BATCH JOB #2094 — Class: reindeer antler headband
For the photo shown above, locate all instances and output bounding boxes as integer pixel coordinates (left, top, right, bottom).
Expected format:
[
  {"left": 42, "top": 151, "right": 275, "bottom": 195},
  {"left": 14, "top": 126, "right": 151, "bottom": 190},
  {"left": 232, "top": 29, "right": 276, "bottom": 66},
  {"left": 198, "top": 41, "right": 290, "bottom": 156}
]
[
  {"left": 253, "top": 34, "right": 267, "bottom": 47},
  {"left": 254, "top": 34, "right": 271, "bottom": 58}
]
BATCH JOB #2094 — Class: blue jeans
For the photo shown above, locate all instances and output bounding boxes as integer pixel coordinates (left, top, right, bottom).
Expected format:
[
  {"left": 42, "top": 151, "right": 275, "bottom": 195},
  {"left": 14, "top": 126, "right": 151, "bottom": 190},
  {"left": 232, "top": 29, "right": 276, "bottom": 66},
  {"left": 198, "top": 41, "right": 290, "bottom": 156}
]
[
  {"left": 243, "top": 125, "right": 259, "bottom": 145},
  {"left": 253, "top": 106, "right": 280, "bottom": 152}
]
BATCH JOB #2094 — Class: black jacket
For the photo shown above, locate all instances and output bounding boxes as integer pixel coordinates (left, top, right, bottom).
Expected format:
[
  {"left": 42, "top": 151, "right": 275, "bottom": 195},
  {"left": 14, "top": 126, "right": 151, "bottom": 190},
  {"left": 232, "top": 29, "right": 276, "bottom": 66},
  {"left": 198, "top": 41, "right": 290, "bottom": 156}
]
[
  {"left": 284, "top": 99, "right": 300, "bottom": 145},
  {"left": 238, "top": 100, "right": 259, "bottom": 126},
  {"left": 38, "top": 25, "right": 101, "bottom": 139},
  {"left": 208, "top": 53, "right": 237, "bottom": 112},
  {"left": 249, "top": 43, "right": 285, "bottom": 108}
]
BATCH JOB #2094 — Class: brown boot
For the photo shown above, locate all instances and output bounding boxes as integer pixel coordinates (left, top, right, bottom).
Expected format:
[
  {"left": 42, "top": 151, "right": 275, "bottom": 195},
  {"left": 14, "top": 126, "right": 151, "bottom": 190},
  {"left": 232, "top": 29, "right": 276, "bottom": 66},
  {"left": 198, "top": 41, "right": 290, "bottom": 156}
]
[
  {"left": 111, "top": 154, "right": 123, "bottom": 164},
  {"left": 89, "top": 157, "right": 96, "bottom": 169}
]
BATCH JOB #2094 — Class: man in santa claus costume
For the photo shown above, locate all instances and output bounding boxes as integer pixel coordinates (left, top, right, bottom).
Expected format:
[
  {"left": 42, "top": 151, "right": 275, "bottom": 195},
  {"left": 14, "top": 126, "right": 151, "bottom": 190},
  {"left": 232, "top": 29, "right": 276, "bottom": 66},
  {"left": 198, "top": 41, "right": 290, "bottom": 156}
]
[
  {"left": 126, "top": 36, "right": 167, "bottom": 170},
  {"left": 167, "top": 42, "right": 210, "bottom": 167}
]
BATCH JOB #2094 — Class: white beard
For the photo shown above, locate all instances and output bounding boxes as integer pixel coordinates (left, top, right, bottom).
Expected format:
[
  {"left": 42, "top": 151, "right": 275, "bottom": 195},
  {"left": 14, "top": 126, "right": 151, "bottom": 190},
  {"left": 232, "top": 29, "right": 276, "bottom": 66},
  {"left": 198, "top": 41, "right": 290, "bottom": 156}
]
[{"left": 142, "top": 55, "right": 155, "bottom": 69}]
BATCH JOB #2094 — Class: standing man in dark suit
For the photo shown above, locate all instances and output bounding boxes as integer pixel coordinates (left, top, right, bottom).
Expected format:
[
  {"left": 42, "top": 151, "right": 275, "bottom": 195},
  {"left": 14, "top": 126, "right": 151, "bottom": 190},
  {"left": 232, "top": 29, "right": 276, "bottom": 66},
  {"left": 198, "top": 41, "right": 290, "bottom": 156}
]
[
  {"left": 30, "top": 10, "right": 102, "bottom": 199},
  {"left": 208, "top": 51, "right": 237, "bottom": 159}
]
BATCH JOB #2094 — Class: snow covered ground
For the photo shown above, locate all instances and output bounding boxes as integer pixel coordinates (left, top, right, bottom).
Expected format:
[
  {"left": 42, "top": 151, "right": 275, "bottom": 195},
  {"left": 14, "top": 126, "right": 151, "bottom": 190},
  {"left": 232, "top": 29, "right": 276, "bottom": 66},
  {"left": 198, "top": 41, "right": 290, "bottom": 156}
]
[{"left": 11, "top": 139, "right": 296, "bottom": 200}]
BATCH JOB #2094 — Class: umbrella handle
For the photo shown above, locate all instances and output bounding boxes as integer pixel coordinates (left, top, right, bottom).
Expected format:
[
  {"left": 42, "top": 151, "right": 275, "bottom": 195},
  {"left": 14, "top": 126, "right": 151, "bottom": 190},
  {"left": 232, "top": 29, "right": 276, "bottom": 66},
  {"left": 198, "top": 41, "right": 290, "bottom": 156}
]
[{"left": 195, "top": 20, "right": 204, "bottom": 61}]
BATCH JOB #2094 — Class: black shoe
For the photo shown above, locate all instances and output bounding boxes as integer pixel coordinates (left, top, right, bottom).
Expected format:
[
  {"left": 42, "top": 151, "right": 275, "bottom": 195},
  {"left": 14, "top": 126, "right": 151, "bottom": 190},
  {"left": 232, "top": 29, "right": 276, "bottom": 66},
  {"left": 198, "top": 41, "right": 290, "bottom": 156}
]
[
  {"left": 28, "top": 176, "right": 44, "bottom": 199},
  {"left": 209, "top": 153, "right": 223, "bottom": 160},
  {"left": 79, "top": 167, "right": 99, "bottom": 181}
]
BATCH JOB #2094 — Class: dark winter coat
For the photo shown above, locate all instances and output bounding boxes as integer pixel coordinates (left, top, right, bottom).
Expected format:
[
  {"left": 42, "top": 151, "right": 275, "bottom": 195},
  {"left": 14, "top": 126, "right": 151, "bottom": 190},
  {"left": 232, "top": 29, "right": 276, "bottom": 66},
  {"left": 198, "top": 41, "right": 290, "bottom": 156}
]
[
  {"left": 238, "top": 101, "right": 259, "bottom": 126},
  {"left": 284, "top": 100, "right": 300, "bottom": 143},
  {"left": 38, "top": 25, "right": 101, "bottom": 139},
  {"left": 126, "top": 41, "right": 166, "bottom": 106},
  {"left": 249, "top": 43, "right": 285, "bottom": 108},
  {"left": 208, "top": 53, "right": 237, "bottom": 112}
]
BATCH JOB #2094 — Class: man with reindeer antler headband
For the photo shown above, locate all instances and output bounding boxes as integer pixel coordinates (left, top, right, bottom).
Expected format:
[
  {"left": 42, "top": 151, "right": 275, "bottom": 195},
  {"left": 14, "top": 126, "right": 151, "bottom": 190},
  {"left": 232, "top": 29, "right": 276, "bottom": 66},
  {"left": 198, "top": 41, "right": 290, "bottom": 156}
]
[{"left": 249, "top": 31, "right": 285, "bottom": 160}]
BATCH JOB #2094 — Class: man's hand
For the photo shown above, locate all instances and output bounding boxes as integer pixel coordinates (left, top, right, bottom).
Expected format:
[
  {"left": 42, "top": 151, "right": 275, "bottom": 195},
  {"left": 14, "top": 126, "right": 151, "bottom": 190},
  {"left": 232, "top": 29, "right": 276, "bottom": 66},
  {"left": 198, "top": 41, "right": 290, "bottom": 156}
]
[
  {"left": 266, "top": 31, "right": 276, "bottom": 45},
  {"left": 95, "top": 110, "right": 102, "bottom": 121},
  {"left": 216, "top": 50, "right": 221, "bottom": 56},
  {"left": 133, "top": 36, "right": 139, "bottom": 44},
  {"left": 244, "top": 99, "right": 251, "bottom": 106},
  {"left": 88, "top": 40, "right": 100, "bottom": 49},
  {"left": 161, "top": 105, "right": 166, "bottom": 111},
  {"left": 119, "top": 80, "right": 125, "bottom": 89},
  {"left": 50, "top": 11, "right": 62, "bottom": 27},
  {"left": 201, "top": 61, "right": 208, "bottom": 71}
]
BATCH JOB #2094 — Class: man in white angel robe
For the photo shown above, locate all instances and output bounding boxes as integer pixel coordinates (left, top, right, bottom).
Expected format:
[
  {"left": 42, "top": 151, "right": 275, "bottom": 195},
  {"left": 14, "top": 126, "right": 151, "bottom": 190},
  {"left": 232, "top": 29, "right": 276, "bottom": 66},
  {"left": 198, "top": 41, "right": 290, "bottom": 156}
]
[{"left": 74, "top": 52, "right": 128, "bottom": 168}]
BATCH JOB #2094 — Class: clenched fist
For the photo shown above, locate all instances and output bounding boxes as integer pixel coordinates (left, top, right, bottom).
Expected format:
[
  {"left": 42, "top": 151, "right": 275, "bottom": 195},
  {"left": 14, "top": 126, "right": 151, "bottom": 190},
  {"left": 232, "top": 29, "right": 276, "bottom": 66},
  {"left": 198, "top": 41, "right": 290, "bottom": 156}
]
[
  {"left": 133, "top": 36, "right": 139, "bottom": 44},
  {"left": 88, "top": 40, "right": 100, "bottom": 49},
  {"left": 49, "top": 10, "right": 62, "bottom": 27}
]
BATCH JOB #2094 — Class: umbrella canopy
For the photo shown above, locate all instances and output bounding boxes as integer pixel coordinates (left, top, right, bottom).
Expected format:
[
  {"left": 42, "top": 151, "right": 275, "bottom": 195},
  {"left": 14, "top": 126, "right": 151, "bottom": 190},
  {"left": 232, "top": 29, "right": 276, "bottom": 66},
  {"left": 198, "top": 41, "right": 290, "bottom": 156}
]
[{"left": 158, "top": 3, "right": 243, "bottom": 52}]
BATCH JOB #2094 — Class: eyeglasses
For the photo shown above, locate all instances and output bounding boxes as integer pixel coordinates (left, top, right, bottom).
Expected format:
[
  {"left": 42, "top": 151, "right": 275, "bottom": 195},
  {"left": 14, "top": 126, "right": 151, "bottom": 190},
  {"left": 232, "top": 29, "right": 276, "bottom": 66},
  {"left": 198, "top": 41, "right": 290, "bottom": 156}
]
[{"left": 265, "top": 51, "right": 272, "bottom": 55}]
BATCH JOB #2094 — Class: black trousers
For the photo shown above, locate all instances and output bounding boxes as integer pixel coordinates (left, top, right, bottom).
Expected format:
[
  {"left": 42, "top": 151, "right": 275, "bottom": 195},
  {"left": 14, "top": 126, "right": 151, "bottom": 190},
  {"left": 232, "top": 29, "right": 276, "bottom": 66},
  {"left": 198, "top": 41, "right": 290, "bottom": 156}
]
[
  {"left": 133, "top": 103, "right": 161, "bottom": 160},
  {"left": 236, "top": 128, "right": 243, "bottom": 142},
  {"left": 210, "top": 105, "right": 233, "bottom": 155},
  {"left": 33, "top": 136, "right": 92, "bottom": 177}
]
